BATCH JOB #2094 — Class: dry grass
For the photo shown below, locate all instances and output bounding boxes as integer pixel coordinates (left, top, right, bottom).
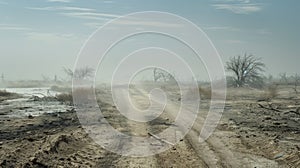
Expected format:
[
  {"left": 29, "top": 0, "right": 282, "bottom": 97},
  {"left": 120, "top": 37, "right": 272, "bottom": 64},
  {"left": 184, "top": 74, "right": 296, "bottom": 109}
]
[
  {"left": 55, "top": 88, "right": 94, "bottom": 105},
  {"left": 261, "top": 84, "right": 279, "bottom": 100},
  {"left": 50, "top": 85, "right": 71, "bottom": 92},
  {"left": 0, "top": 90, "right": 13, "bottom": 97},
  {"left": 199, "top": 86, "right": 212, "bottom": 99},
  {"left": 0, "top": 90, "right": 19, "bottom": 102},
  {"left": 185, "top": 86, "right": 212, "bottom": 100},
  {"left": 56, "top": 93, "right": 73, "bottom": 105}
]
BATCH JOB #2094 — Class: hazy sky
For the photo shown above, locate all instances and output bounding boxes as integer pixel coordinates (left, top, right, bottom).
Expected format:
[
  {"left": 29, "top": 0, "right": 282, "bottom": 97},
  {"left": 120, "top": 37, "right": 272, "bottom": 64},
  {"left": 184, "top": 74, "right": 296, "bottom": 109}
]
[{"left": 0, "top": 0, "right": 299, "bottom": 81}]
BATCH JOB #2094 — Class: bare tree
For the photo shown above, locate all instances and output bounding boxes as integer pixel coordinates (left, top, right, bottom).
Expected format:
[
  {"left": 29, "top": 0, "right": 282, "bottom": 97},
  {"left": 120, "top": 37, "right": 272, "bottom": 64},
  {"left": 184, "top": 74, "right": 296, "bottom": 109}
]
[
  {"left": 226, "top": 53, "right": 266, "bottom": 88},
  {"left": 153, "top": 68, "right": 176, "bottom": 83},
  {"left": 74, "top": 67, "right": 94, "bottom": 79},
  {"left": 63, "top": 67, "right": 74, "bottom": 80},
  {"left": 63, "top": 67, "right": 94, "bottom": 80},
  {"left": 279, "top": 72, "right": 289, "bottom": 84}
]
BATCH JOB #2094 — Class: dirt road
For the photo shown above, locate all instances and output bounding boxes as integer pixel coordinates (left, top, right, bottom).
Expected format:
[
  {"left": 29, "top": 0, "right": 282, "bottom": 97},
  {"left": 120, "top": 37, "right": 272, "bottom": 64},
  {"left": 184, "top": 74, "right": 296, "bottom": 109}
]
[
  {"left": 0, "top": 86, "right": 299, "bottom": 167},
  {"left": 126, "top": 87, "right": 278, "bottom": 168}
]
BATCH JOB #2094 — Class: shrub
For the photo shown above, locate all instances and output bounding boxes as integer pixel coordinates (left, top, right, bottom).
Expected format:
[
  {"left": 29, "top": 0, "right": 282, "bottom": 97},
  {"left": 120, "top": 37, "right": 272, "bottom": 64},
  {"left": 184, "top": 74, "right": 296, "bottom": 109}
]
[
  {"left": 0, "top": 90, "right": 13, "bottom": 97},
  {"left": 55, "top": 88, "right": 93, "bottom": 105},
  {"left": 0, "top": 90, "right": 19, "bottom": 102},
  {"left": 56, "top": 93, "right": 73, "bottom": 105},
  {"left": 262, "top": 84, "right": 279, "bottom": 100},
  {"left": 199, "top": 87, "right": 212, "bottom": 99},
  {"left": 184, "top": 86, "right": 211, "bottom": 100}
]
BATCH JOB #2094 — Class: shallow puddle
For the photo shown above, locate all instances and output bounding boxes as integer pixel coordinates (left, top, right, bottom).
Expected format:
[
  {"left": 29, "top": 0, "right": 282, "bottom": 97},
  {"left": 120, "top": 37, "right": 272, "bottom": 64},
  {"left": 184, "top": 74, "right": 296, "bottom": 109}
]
[{"left": 0, "top": 87, "right": 72, "bottom": 118}]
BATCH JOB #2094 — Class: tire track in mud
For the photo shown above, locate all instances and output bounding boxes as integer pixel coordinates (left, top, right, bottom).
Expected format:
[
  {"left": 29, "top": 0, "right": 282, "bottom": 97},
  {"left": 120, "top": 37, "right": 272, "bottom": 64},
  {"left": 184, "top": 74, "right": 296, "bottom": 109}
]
[
  {"left": 94, "top": 101, "right": 129, "bottom": 167},
  {"left": 131, "top": 88, "right": 208, "bottom": 167},
  {"left": 98, "top": 86, "right": 278, "bottom": 167},
  {"left": 100, "top": 87, "right": 207, "bottom": 167},
  {"left": 97, "top": 89, "right": 159, "bottom": 167},
  {"left": 136, "top": 87, "right": 279, "bottom": 168},
  {"left": 112, "top": 87, "right": 159, "bottom": 167},
  {"left": 170, "top": 101, "right": 278, "bottom": 168},
  {"left": 135, "top": 88, "right": 216, "bottom": 164}
]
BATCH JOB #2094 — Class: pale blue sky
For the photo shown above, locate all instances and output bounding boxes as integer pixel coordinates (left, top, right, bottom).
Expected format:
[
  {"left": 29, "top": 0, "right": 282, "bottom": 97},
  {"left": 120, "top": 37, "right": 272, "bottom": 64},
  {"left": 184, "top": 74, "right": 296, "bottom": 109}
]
[{"left": 0, "top": 0, "right": 299, "bottom": 80}]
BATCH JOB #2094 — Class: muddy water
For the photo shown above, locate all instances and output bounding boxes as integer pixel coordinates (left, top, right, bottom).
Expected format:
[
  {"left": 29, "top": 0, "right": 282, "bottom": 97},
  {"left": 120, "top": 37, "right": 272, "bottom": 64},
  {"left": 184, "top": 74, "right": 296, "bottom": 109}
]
[{"left": 0, "top": 87, "right": 72, "bottom": 118}]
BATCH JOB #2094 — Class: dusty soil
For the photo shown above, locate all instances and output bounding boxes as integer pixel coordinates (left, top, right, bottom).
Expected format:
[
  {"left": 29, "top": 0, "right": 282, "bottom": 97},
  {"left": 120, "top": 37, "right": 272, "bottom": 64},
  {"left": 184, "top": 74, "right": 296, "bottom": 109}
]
[
  {"left": 222, "top": 88, "right": 300, "bottom": 167},
  {"left": 0, "top": 85, "right": 299, "bottom": 167}
]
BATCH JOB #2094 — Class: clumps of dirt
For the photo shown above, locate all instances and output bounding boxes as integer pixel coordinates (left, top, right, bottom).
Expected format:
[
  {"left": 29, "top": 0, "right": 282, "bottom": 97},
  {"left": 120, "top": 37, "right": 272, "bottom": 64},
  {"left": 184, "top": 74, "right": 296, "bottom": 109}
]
[
  {"left": 224, "top": 100, "right": 300, "bottom": 167},
  {"left": 25, "top": 132, "right": 88, "bottom": 167},
  {"left": 0, "top": 109, "right": 120, "bottom": 168},
  {"left": 47, "top": 134, "right": 75, "bottom": 153},
  {"left": 148, "top": 114, "right": 173, "bottom": 135},
  {"left": 17, "top": 132, "right": 93, "bottom": 167},
  {"left": 284, "top": 151, "right": 300, "bottom": 167},
  {"left": 101, "top": 105, "right": 131, "bottom": 135}
]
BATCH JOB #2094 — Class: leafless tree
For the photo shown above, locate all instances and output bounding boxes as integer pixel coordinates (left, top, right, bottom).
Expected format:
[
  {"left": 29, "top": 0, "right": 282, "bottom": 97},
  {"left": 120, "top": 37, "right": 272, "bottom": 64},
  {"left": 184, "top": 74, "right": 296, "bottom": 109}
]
[
  {"left": 226, "top": 53, "right": 266, "bottom": 88},
  {"left": 63, "top": 68, "right": 74, "bottom": 80},
  {"left": 63, "top": 67, "right": 94, "bottom": 80},
  {"left": 153, "top": 68, "right": 176, "bottom": 83},
  {"left": 279, "top": 72, "right": 289, "bottom": 84},
  {"left": 75, "top": 67, "right": 94, "bottom": 79}
]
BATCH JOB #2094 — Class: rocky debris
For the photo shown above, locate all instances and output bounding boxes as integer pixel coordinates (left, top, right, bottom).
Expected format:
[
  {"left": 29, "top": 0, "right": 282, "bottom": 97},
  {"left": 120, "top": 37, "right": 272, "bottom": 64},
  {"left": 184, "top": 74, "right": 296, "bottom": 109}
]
[
  {"left": 225, "top": 99, "right": 300, "bottom": 167},
  {"left": 46, "top": 134, "right": 73, "bottom": 153},
  {"left": 28, "top": 114, "right": 34, "bottom": 119}
]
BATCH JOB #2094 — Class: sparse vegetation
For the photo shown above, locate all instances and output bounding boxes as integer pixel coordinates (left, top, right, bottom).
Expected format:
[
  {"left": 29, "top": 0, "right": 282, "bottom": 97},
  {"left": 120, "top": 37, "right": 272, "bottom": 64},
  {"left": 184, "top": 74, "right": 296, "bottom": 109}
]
[
  {"left": 55, "top": 93, "right": 73, "bottom": 105},
  {"left": 199, "top": 86, "right": 212, "bottom": 99},
  {"left": 0, "top": 90, "right": 13, "bottom": 97},
  {"left": 55, "top": 88, "right": 94, "bottom": 105},
  {"left": 0, "top": 90, "right": 19, "bottom": 102},
  {"left": 184, "top": 86, "right": 211, "bottom": 100},
  {"left": 63, "top": 66, "right": 94, "bottom": 80},
  {"left": 262, "top": 84, "right": 279, "bottom": 100},
  {"left": 50, "top": 85, "right": 71, "bottom": 92}
]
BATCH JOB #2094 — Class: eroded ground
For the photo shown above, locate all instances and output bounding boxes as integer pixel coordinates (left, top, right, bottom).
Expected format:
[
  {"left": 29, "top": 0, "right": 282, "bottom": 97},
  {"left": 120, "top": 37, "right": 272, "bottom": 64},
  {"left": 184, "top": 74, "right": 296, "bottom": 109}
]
[{"left": 0, "top": 85, "right": 299, "bottom": 167}]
